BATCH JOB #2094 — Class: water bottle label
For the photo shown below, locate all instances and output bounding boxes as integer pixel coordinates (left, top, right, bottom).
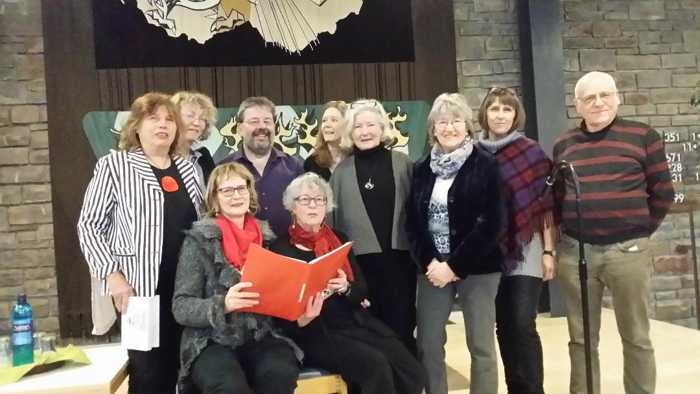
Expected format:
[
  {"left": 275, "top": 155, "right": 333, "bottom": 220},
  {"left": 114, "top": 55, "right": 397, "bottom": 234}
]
[{"left": 12, "top": 322, "right": 33, "bottom": 346}]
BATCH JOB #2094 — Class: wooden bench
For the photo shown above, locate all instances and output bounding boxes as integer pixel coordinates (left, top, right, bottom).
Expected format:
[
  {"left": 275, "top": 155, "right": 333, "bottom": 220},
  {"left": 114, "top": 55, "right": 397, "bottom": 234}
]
[{"left": 296, "top": 369, "right": 348, "bottom": 394}]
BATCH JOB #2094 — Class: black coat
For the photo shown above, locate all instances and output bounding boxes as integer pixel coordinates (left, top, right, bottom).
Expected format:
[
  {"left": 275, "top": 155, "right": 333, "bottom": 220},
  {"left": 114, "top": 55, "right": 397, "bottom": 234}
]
[
  {"left": 269, "top": 232, "right": 397, "bottom": 342},
  {"left": 195, "top": 146, "right": 215, "bottom": 185},
  {"left": 405, "top": 146, "right": 503, "bottom": 278}
]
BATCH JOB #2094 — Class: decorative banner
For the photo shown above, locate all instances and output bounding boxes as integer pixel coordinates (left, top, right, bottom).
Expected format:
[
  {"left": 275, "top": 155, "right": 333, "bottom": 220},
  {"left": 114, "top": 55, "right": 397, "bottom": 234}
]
[
  {"left": 82, "top": 101, "right": 430, "bottom": 161},
  {"left": 93, "top": 0, "right": 415, "bottom": 68}
]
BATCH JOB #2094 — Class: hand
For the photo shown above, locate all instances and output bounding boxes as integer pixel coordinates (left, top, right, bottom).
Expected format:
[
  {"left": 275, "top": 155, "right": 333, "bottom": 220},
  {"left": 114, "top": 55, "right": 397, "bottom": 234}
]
[
  {"left": 542, "top": 254, "right": 556, "bottom": 281},
  {"left": 327, "top": 269, "right": 349, "bottom": 294},
  {"left": 426, "top": 258, "right": 440, "bottom": 276},
  {"left": 107, "top": 272, "right": 135, "bottom": 313},
  {"left": 297, "top": 292, "right": 325, "bottom": 327},
  {"left": 224, "top": 282, "right": 259, "bottom": 313},
  {"left": 427, "top": 261, "right": 456, "bottom": 288}
]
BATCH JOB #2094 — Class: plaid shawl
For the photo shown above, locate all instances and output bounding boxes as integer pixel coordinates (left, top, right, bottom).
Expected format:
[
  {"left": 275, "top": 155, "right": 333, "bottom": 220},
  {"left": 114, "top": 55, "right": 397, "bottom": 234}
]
[{"left": 492, "top": 136, "right": 555, "bottom": 272}]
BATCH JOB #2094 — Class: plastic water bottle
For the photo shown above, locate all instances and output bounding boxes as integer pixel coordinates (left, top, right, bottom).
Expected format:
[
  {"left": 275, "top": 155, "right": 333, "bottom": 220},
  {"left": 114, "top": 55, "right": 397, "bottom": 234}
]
[{"left": 11, "top": 294, "right": 33, "bottom": 366}]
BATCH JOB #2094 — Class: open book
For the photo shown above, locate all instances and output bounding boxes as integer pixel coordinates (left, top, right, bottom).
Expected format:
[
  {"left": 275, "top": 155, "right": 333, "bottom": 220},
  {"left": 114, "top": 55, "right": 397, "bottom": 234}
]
[{"left": 239, "top": 242, "right": 353, "bottom": 321}]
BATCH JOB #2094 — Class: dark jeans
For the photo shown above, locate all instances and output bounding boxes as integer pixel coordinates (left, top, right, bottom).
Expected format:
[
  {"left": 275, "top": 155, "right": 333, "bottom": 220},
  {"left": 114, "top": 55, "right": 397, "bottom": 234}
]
[
  {"left": 299, "top": 327, "right": 425, "bottom": 394},
  {"left": 496, "top": 275, "right": 545, "bottom": 394},
  {"left": 191, "top": 337, "right": 299, "bottom": 394}
]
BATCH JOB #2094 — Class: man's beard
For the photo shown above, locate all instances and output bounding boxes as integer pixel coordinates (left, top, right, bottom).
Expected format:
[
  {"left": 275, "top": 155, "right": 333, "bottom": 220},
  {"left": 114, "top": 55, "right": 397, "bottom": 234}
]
[{"left": 245, "top": 128, "right": 273, "bottom": 156}]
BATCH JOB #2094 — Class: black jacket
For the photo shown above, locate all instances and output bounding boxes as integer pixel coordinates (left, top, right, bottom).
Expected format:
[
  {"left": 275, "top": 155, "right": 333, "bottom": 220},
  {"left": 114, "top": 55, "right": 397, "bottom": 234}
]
[
  {"left": 195, "top": 146, "right": 215, "bottom": 185},
  {"left": 269, "top": 231, "right": 397, "bottom": 342},
  {"left": 405, "top": 146, "right": 503, "bottom": 278}
]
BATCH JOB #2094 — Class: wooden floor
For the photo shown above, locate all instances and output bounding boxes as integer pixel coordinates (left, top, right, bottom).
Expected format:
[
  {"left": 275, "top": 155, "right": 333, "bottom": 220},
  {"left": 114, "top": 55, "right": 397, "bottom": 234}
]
[
  {"left": 445, "top": 308, "right": 700, "bottom": 393},
  {"left": 116, "top": 308, "right": 700, "bottom": 394}
]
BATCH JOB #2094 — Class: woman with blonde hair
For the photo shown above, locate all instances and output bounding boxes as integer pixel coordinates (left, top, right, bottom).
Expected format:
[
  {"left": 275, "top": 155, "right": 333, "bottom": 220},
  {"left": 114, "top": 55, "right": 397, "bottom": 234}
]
[
  {"left": 78, "top": 92, "right": 202, "bottom": 393},
  {"left": 330, "top": 98, "right": 417, "bottom": 353},
  {"left": 406, "top": 92, "right": 503, "bottom": 394},
  {"left": 171, "top": 91, "right": 217, "bottom": 189},
  {"left": 173, "top": 162, "right": 304, "bottom": 394},
  {"left": 304, "top": 100, "right": 349, "bottom": 180}
]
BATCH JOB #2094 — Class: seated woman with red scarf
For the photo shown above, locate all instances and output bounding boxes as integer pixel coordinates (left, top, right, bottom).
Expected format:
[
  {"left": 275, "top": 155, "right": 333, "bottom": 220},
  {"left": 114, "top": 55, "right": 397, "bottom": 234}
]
[
  {"left": 269, "top": 172, "right": 426, "bottom": 394},
  {"left": 173, "top": 163, "right": 314, "bottom": 394}
]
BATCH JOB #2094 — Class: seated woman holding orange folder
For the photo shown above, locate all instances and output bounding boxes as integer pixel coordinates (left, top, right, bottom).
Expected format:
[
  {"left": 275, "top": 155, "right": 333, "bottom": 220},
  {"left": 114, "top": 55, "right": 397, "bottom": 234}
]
[
  {"left": 173, "top": 163, "right": 317, "bottom": 394},
  {"left": 269, "top": 172, "right": 426, "bottom": 394}
]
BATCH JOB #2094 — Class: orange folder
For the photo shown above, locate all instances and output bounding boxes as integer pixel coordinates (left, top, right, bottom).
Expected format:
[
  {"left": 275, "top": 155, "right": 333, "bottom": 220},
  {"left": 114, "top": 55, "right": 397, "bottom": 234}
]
[{"left": 239, "top": 242, "right": 353, "bottom": 321}]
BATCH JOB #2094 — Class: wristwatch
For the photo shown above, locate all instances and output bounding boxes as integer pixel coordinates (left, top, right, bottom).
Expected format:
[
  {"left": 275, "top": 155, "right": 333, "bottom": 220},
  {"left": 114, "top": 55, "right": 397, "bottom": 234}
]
[{"left": 543, "top": 250, "right": 556, "bottom": 257}]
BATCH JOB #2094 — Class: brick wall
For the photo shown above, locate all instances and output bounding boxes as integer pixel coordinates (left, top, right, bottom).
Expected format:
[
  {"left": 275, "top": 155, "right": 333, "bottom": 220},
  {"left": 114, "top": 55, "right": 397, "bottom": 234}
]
[
  {"left": 455, "top": 0, "right": 700, "bottom": 328},
  {"left": 0, "top": 0, "right": 59, "bottom": 335}
]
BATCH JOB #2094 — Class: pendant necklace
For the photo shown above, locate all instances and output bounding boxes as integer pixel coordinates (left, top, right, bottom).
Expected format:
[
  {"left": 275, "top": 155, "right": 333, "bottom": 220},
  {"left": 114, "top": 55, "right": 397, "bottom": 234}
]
[{"left": 364, "top": 177, "right": 375, "bottom": 190}]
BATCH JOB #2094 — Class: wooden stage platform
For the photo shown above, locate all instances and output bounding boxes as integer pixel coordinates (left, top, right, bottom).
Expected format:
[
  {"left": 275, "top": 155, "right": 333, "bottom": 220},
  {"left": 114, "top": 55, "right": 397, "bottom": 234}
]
[{"left": 445, "top": 308, "right": 700, "bottom": 393}]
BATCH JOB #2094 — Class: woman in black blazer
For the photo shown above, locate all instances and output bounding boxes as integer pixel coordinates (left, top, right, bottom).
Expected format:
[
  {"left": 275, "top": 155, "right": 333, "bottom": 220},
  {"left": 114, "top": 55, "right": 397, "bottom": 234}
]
[
  {"left": 171, "top": 91, "right": 217, "bottom": 189},
  {"left": 406, "top": 93, "right": 503, "bottom": 394}
]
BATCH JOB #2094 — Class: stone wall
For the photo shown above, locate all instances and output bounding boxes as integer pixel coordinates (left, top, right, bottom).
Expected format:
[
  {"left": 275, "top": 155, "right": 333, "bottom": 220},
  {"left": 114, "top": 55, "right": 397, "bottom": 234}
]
[
  {"left": 455, "top": 0, "right": 700, "bottom": 328},
  {"left": 0, "top": 0, "right": 59, "bottom": 335}
]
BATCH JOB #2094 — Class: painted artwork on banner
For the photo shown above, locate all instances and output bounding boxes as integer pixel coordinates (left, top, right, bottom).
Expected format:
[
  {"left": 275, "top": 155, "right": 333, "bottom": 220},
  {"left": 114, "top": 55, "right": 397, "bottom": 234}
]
[
  {"left": 82, "top": 101, "right": 430, "bottom": 162},
  {"left": 93, "top": 0, "right": 415, "bottom": 68}
]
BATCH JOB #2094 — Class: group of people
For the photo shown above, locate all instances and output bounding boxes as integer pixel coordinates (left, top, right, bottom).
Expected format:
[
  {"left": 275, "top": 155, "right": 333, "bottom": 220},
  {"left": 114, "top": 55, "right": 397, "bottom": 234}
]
[{"left": 77, "top": 70, "right": 673, "bottom": 394}]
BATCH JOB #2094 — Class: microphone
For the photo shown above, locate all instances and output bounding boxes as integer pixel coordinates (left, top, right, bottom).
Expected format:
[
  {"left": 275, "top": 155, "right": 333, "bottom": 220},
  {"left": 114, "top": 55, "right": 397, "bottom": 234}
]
[
  {"left": 545, "top": 160, "right": 573, "bottom": 187},
  {"left": 540, "top": 160, "right": 574, "bottom": 198}
]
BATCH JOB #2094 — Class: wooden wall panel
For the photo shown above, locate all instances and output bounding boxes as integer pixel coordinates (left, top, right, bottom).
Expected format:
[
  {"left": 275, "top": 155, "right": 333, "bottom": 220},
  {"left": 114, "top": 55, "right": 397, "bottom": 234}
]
[{"left": 42, "top": 0, "right": 456, "bottom": 338}]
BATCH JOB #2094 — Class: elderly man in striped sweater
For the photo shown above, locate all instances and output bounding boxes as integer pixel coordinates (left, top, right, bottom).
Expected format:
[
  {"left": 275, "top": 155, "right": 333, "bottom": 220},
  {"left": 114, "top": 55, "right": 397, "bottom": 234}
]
[{"left": 553, "top": 71, "right": 673, "bottom": 394}]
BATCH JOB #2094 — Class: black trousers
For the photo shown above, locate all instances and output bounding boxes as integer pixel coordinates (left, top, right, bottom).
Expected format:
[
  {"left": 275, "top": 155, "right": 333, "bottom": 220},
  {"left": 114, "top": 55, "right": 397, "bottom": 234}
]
[
  {"left": 299, "top": 326, "right": 425, "bottom": 394},
  {"left": 190, "top": 337, "right": 299, "bottom": 394},
  {"left": 357, "top": 250, "right": 417, "bottom": 354},
  {"left": 127, "top": 273, "right": 181, "bottom": 394},
  {"left": 496, "top": 275, "right": 545, "bottom": 394}
]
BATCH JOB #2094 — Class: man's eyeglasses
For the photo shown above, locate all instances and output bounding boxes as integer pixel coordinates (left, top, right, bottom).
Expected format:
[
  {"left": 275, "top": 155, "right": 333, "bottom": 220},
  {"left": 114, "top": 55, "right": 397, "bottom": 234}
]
[
  {"left": 295, "top": 195, "right": 327, "bottom": 206},
  {"left": 578, "top": 91, "right": 617, "bottom": 106},
  {"left": 218, "top": 185, "right": 249, "bottom": 197},
  {"left": 435, "top": 119, "right": 467, "bottom": 130},
  {"left": 244, "top": 118, "right": 275, "bottom": 128}
]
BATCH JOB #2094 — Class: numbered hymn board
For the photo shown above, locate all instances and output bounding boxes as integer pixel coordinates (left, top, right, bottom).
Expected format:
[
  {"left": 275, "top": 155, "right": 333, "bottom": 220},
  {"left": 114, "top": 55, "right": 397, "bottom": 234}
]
[{"left": 663, "top": 129, "right": 700, "bottom": 205}]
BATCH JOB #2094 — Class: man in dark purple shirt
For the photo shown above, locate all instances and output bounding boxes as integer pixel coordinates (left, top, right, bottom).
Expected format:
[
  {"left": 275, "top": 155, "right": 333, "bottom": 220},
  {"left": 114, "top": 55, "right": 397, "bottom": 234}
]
[{"left": 218, "top": 96, "right": 303, "bottom": 237}]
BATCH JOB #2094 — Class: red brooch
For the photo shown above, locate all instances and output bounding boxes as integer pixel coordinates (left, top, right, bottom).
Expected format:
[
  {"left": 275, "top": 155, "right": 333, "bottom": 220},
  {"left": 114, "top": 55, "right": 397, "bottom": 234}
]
[{"left": 161, "top": 176, "right": 179, "bottom": 192}]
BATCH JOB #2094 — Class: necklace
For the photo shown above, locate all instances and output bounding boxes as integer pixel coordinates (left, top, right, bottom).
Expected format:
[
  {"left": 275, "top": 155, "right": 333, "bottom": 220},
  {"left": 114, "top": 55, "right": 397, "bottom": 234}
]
[{"left": 364, "top": 177, "right": 375, "bottom": 190}]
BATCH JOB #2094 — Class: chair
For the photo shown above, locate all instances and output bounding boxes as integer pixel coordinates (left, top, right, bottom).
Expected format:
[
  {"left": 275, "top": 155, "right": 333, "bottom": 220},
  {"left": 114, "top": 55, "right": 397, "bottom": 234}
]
[{"left": 295, "top": 368, "right": 348, "bottom": 394}]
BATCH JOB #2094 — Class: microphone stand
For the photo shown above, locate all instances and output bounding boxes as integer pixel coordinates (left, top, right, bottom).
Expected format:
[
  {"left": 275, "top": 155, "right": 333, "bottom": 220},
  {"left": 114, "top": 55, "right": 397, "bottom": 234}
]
[{"left": 546, "top": 161, "right": 593, "bottom": 394}]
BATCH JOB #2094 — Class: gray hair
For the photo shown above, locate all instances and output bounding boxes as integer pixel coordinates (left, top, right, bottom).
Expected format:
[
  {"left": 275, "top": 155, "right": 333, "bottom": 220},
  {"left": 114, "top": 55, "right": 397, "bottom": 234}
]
[
  {"left": 339, "top": 99, "right": 394, "bottom": 151},
  {"left": 574, "top": 71, "right": 617, "bottom": 99},
  {"left": 427, "top": 93, "right": 474, "bottom": 144},
  {"left": 282, "top": 172, "right": 336, "bottom": 214}
]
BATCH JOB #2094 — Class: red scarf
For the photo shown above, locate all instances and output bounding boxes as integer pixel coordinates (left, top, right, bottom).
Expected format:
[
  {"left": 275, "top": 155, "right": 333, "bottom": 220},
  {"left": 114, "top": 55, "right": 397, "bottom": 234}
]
[
  {"left": 288, "top": 223, "right": 354, "bottom": 281},
  {"left": 216, "top": 214, "right": 262, "bottom": 270}
]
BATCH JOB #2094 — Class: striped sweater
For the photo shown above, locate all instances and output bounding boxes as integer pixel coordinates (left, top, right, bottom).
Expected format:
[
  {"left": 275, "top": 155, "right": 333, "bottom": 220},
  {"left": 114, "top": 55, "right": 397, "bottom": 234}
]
[{"left": 552, "top": 117, "right": 673, "bottom": 244}]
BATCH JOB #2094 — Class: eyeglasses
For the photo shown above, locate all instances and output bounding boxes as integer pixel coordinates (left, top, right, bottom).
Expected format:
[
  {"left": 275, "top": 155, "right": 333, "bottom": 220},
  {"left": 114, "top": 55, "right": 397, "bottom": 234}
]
[
  {"left": 350, "top": 99, "right": 381, "bottom": 109},
  {"left": 294, "top": 195, "right": 327, "bottom": 206},
  {"left": 218, "top": 185, "right": 249, "bottom": 197},
  {"left": 182, "top": 112, "right": 208, "bottom": 125},
  {"left": 578, "top": 91, "right": 617, "bottom": 106},
  {"left": 435, "top": 119, "right": 467, "bottom": 130},
  {"left": 243, "top": 118, "right": 275, "bottom": 128}
]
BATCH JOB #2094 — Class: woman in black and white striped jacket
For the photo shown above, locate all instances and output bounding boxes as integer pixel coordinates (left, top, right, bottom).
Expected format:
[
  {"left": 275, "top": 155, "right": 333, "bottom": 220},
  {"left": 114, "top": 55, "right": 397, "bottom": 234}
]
[{"left": 77, "top": 92, "right": 203, "bottom": 394}]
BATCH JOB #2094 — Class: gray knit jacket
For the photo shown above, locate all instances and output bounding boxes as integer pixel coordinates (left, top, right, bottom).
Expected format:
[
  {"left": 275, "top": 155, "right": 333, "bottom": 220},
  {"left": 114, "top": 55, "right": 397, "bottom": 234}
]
[{"left": 172, "top": 217, "right": 299, "bottom": 391}]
